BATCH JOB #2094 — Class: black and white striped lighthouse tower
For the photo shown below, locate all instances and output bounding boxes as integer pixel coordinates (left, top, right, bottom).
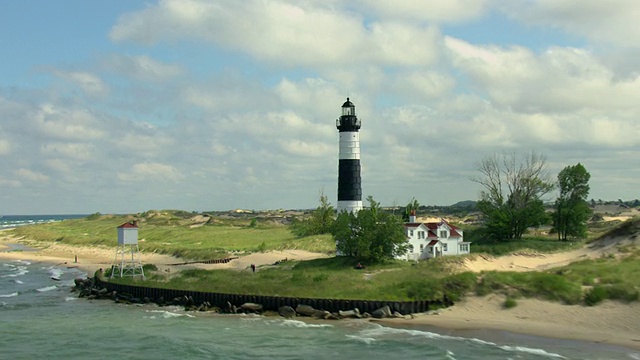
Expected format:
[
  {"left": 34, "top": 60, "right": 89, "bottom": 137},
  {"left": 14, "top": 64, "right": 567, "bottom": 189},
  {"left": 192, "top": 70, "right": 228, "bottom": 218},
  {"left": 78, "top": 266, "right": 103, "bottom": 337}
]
[{"left": 336, "top": 97, "right": 363, "bottom": 214}]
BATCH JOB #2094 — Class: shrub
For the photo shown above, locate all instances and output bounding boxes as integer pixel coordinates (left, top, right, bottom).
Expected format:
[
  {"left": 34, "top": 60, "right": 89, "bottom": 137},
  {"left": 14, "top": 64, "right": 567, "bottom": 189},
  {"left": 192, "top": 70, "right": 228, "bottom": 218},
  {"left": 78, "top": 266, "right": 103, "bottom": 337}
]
[
  {"left": 312, "top": 273, "right": 328, "bottom": 282},
  {"left": 606, "top": 284, "right": 639, "bottom": 303},
  {"left": 503, "top": 297, "right": 518, "bottom": 309},
  {"left": 143, "top": 263, "right": 158, "bottom": 272},
  {"left": 584, "top": 286, "right": 607, "bottom": 306}
]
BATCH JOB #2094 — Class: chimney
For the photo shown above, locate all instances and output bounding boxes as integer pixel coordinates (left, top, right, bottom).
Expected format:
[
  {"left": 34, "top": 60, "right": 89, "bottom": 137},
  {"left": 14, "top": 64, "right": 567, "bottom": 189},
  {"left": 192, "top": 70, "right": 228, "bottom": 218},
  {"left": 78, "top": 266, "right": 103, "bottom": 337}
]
[{"left": 409, "top": 210, "right": 416, "bottom": 223}]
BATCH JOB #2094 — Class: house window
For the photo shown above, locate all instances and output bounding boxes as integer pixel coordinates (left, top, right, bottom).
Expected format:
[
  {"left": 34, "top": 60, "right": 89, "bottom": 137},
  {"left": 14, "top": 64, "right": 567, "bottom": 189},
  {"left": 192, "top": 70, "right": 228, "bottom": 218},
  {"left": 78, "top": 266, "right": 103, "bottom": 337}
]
[
  {"left": 418, "top": 231, "right": 425, "bottom": 239},
  {"left": 419, "top": 244, "right": 424, "bottom": 252},
  {"left": 443, "top": 243, "right": 448, "bottom": 252},
  {"left": 460, "top": 244, "right": 469, "bottom": 252},
  {"left": 409, "top": 245, "right": 414, "bottom": 252},
  {"left": 410, "top": 230, "right": 414, "bottom": 236},
  {"left": 439, "top": 230, "right": 447, "bottom": 238}
]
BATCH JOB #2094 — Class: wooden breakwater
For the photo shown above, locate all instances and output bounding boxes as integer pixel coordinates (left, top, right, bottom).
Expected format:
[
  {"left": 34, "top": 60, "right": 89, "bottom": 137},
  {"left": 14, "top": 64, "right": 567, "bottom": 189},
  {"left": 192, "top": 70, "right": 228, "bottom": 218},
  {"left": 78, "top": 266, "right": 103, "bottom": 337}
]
[
  {"left": 167, "top": 257, "right": 239, "bottom": 266},
  {"left": 93, "top": 277, "right": 447, "bottom": 314}
]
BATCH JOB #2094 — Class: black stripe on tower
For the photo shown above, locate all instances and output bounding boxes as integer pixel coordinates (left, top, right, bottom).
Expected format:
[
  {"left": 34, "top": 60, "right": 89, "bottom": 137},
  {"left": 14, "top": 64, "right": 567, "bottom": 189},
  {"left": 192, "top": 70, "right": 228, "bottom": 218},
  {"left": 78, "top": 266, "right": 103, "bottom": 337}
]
[{"left": 337, "top": 159, "right": 362, "bottom": 201}]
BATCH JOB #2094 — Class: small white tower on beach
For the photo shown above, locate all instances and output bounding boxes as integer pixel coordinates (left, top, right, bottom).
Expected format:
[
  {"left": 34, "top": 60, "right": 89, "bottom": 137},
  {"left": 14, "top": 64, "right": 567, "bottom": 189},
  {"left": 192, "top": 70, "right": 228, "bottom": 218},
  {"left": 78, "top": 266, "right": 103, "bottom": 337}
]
[{"left": 111, "top": 220, "right": 144, "bottom": 278}]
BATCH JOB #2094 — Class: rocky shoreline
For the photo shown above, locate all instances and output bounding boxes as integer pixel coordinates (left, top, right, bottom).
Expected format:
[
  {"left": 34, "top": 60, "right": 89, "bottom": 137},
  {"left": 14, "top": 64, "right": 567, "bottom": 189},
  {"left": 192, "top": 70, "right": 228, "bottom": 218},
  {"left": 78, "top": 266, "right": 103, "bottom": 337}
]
[{"left": 73, "top": 276, "right": 408, "bottom": 321}]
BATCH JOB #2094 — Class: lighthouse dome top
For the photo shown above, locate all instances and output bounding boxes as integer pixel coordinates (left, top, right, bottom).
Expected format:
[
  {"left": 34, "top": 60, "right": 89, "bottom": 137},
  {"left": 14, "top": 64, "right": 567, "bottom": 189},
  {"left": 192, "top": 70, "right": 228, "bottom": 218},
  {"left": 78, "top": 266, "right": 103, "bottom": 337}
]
[{"left": 341, "top": 97, "right": 355, "bottom": 116}]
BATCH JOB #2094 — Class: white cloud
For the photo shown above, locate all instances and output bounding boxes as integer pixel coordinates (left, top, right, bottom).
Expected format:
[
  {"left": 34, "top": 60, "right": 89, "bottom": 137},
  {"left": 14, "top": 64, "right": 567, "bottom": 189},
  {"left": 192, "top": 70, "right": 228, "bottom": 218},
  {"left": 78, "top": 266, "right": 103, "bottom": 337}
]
[
  {"left": 0, "top": 139, "right": 10, "bottom": 155},
  {"left": 117, "top": 162, "right": 185, "bottom": 182},
  {"left": 15, "top": 168, "right": 49, "bottom": 183},
  {"left": 109, "top": 0, "right": 442, "bottom": 67},
  {"left": 41, "top": 142, "right": 94, "bottom": 161},
  {"left": 33, "top": 104, "right": 105, "bottom": 141},
  {"left": 3, "top": 1, "right": 640, "bottom": 214},
  {"left": 52, "top": 70, "right": 109, "bottom": 97},
  {"left": 361, "top": 0, "right": 488, "bottom": 23},
  {"left": 104, "top": 54, "right": 183, "bottom": 81},
  {"left": 500, "top": 0, "right": 640, "bottom": 48}
]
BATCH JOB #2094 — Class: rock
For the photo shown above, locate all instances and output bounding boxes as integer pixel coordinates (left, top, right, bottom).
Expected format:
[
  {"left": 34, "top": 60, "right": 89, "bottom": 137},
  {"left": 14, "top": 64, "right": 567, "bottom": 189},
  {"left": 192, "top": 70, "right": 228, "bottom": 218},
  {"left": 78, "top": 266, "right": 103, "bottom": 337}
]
[
  {"left": 372, "top": 305, "right": 392, "bottom": 319},
  {"left": 278, "top": 306, "right": 296, "bottom": 318},
  {"left": 295, "top": 304, "right": 317, "bottom": 316},
  {"left": 312, "top": 310, "right": 331, "bottom": 319},
  {"left": 392, "top": 311, "right": 404, "bottom": 318},
  {"left": 338, "top": 309, "right": 361, "bottom": 318},
  {"left": 240, "top": 302, "right": 263, "bottom": 312}
]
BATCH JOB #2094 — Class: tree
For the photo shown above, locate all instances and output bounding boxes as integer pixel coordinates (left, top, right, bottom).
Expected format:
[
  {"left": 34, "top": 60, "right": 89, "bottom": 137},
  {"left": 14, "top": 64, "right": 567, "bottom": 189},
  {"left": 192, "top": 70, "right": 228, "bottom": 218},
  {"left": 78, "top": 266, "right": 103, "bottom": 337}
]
[
  {"left": 472, "top": 152, "right": 554, "bottom": 241},
  {"left": 402, "top": 197, "right": 420, "bottom": 222},
  {"left": 333, "top": 196, "right": 409, "bottom": 262},
  {"left": 290, "top": 192, "right": 334, "bottom": 237},
  {"left": 552, "top": 163, "right": 591, "bottom": 241}
]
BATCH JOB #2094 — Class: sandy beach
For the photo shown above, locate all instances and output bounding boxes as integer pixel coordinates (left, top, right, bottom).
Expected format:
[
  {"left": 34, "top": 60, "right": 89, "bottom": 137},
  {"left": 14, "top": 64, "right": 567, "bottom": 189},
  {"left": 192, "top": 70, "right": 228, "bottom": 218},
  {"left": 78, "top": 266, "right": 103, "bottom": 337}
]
[{"left": 2, "top": 228, "right": 640, "bottom": 351}]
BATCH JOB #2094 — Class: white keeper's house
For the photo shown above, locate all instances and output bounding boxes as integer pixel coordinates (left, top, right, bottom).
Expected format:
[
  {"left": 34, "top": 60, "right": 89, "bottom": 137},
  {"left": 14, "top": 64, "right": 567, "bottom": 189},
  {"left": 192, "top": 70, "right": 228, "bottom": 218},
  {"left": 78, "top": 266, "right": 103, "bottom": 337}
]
[{"left": 397, "top": 211, "right": 471, "bottom": 261}]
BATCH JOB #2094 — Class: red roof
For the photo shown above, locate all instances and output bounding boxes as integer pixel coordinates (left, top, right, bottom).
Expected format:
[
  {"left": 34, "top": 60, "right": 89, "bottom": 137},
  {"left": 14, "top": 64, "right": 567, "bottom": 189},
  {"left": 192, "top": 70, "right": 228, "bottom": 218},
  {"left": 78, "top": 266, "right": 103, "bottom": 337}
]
[
  {"left": 403, "top": 223, "right": 422, "bottom": 228},
  {"left": 427, "top": 240, "right": 440, "bottom": 246},
  {"left": 118, "top": 221, "right": 138, "bottom": 228}
]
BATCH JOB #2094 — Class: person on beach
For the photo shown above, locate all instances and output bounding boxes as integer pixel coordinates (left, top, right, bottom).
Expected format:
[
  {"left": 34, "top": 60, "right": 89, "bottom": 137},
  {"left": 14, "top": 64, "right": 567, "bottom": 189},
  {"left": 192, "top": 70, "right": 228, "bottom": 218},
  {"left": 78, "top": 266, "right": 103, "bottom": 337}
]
[{"left": 251, "top": 263, "right": 256, "bottom": 273}]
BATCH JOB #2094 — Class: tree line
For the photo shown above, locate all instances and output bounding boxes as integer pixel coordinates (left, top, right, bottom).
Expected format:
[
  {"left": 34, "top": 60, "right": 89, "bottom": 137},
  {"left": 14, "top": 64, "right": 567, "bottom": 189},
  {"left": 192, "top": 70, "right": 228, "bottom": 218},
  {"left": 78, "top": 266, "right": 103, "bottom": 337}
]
[{"left": 292, "top": 151, "right": 594, "bottom": 262}]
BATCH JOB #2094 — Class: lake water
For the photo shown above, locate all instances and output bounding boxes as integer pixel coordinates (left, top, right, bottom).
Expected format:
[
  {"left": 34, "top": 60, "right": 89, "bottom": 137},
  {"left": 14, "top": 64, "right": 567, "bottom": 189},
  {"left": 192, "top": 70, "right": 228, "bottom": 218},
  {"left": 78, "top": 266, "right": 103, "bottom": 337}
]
[{"left": 2, "top": 257, "right": 639, "bottom": 359}]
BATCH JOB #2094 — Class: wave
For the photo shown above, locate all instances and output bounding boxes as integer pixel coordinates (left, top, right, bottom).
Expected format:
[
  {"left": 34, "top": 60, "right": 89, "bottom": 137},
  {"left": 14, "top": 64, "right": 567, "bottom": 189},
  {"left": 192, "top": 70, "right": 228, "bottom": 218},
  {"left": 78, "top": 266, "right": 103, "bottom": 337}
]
[
  {"left": 36, "top": 285, "right": 58, "bottom": 292},
  {"left": 278, "top": 319, "right": 334, "bottom": 329},
  {"left": 49, "top": 267, "right": 64, "bottom": 281},
  {"left": 345, "top": 334, "right": 376, "bottom": 345},
  {"left": 65, "top": 297, "right": 78, "bottom": 302},
  {"left": 0, "top": 266, "right": 28, "bottom": 278},
  {"left": 0, "top": 292, "right": 19, "bottom": 298},
  {"left": 360, "top": 323, "right": 566, "bottom": 359},
  {"left": 145, "top": 310, "right": 195, "bottom": 319}
]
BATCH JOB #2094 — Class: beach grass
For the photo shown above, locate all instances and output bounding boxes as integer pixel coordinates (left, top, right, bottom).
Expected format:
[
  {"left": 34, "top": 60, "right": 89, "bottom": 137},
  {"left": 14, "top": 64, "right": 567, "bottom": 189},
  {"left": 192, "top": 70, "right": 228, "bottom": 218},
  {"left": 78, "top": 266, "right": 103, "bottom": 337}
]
[
  {"left": 10, "top": 211, "right": 640, "bottom": 305},
  {"left": 10, "top": 212, "right": 335, "bottom": 260}
]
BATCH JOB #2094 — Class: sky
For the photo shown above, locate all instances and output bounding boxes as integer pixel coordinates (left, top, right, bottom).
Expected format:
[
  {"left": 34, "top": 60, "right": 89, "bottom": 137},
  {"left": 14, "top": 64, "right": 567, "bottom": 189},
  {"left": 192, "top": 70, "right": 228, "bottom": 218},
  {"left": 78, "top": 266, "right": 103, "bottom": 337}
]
[{"left": 1, "top": 0, "right": 639, "bottom": 215}]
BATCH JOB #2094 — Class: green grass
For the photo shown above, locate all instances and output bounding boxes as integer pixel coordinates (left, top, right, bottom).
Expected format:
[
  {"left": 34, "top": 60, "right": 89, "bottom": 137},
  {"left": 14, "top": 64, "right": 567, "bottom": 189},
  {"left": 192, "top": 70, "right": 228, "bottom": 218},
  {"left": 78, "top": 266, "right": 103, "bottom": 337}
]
[
  {"left": 10, "top": 212, "right": 335, "bottom": 260},
  {"left": 10, "top": 211, "right": 640, "bottom": 305}
]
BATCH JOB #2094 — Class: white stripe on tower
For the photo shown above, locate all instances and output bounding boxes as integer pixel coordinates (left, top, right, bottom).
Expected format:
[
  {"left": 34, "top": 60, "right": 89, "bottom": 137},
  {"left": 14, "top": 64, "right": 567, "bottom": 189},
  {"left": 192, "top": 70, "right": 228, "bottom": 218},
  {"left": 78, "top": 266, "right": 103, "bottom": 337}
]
[{"left": 336, "top": 97, "right": 363, "bottom": 214}]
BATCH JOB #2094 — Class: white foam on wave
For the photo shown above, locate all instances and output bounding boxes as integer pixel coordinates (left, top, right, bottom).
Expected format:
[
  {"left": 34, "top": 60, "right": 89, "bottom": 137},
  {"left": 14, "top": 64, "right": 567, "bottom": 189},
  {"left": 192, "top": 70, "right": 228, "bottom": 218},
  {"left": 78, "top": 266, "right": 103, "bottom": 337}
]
[
  {"left": 498, "top": 345, "right": 566, "bottom": 359},
  {"left": 36, "top": 285, "right": 58, "bottom": 292},
  {"left": 15, "top": 260, "right": 31, "bottom": 265},
  {"left": 0, "top": 292, "right": 19, "bottom": 298},
  {"left": 14, "top": 279, "right": 24, "bottom": 284},
  {"left": 145, "top": 310, "right": 195, "bottom": 319},
  {"left": 1, "top": 266, "right": 28, "bottom": 278},
  {"left": 49, "top": 268, "right": 64, "bottom": 279},
  {"left": 363, "top": 323, "right": 566, "bottom": 359},
  {"left": 345, "top": 334, "right": 376, "bottom": 345},
  {"left": 279, "top": 319, "right": 333, "bottom": 329},
  {"left": 65, "top": 296, "right": 78, "bottom": 302}
]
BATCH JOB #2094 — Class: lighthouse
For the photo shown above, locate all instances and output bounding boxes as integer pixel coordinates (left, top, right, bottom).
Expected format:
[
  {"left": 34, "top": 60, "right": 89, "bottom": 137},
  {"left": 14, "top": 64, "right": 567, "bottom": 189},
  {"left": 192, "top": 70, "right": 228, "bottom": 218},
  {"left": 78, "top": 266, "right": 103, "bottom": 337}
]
[{"left": 336, "top": 97, "right": 363, "bottom": 214}]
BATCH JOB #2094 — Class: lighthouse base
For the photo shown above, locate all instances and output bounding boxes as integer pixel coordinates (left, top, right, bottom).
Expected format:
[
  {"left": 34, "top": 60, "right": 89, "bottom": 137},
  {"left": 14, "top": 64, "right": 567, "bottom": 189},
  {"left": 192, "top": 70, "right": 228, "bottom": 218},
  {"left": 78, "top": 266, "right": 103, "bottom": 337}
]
[{"left": 337, "top": 200, "right": 363, "bottom": 214}]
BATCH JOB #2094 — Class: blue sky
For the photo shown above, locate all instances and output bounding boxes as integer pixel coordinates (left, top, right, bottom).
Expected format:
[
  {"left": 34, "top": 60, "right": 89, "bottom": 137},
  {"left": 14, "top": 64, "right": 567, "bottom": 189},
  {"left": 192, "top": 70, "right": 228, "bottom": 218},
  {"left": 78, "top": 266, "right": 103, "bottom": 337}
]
[{"left": 1, "top": 0, "right": 639, "bottom": 214}]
